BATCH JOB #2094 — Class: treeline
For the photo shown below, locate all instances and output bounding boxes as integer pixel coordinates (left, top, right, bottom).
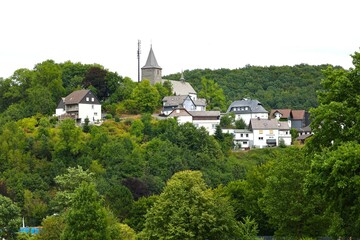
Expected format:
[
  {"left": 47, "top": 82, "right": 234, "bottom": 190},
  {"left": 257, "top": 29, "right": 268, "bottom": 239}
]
[{"left": 165, "top": 64, "right": 341, "bottom": 110}]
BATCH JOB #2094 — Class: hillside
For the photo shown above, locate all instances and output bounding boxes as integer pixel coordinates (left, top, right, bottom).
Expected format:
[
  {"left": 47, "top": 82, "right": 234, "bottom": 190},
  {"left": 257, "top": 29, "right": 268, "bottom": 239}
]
[{"left": 164, "top": 64, "right": 341, "bottom": 110}]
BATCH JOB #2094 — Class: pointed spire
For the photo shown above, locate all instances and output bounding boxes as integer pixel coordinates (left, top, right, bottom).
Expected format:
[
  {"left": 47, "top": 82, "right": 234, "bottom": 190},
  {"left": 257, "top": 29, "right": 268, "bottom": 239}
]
[
  {"left": 142, "top": 46, "right": 161, "bottom": 69},
  {"left": 180, "top": 71, "right": 185, "bottom": 82}
]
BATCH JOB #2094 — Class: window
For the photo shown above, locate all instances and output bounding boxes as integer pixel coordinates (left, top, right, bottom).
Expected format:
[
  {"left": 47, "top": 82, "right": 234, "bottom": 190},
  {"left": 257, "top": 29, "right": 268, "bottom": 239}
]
[
  {"left": 91, "top": 97, "right": 94, "bottom": 102},
  {"left": 259, "top": 137, "right": 264, "bottom": 140},
  {"left": 246, "top": 134, "right": 249, "bottom": 137},
  {"left": 86, "top": 97, "right": 89, "bottom": 101},
  {"left": 240, "top": 134, "right": 243, "bottom": 137},
  {"left": 286, "top": 131, "right": 288, "bottom": 135},
  {"left": 259, "top": 130, "right": 263, "bottom": 134},
  {"left": 94, "top": 112, "right": 97, "bottom": 116},
  {"left": 243, "top": 141, "right": 247, "bottom": 145}
]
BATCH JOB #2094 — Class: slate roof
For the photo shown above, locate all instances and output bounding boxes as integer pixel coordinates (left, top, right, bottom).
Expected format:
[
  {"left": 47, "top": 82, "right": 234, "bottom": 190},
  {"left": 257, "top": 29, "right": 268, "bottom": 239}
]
[
  {"left": 142, "top": 47, "right": 161, "bottom": 69},
  {"left": 57, "top": 98, "right": 65, "bottom": 109},
  {"left": 227, "top": 99, "right": 268, "bottom": 114},
  {"left": 162, "top": 95, "right": 189, "bottom": 107},
  {"left": 250, "top": 118, "right": 280, "bottom": 130},
  {"left": 164, "top": 80, "right": 197, "bottom": 96},
  {"left": 194, "top": 98, "right": 206, "bottom": 106},
  {"left": 188, "top": 111, "right": 220, "bottom": 117}
]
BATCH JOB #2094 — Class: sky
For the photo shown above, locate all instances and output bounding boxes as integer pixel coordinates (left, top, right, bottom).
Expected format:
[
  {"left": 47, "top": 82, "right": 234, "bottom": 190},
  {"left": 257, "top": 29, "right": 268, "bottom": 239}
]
[{"left": 1, "top": 0, "right": 359, "bottom": 80}]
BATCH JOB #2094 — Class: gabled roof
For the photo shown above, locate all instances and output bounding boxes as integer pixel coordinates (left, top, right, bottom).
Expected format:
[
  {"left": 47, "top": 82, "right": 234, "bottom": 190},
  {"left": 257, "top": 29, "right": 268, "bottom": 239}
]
[
  {"left": 250, "top": 118, "right": 280, "bottom": 130},
  {"left": 142, "top": 46, "right": 161, "bottom": 69},
  {"left": 168, "top": 108, "right": 192, "bottom": 117},
  {"left": 270, "top": 109, "right": 291, "bottom": 119},
  {"left": 57, "top": 98, "right": 65, "bottom": 109},
  {"left": 291, "top": 110, "right": 305, "bottom": 120},
  {"left": 227, "top": 99, "right": 268, "bottom": 114},
  {"left": 164, "top": 80, "right": 197, "bottom": 96},
  {"left": 188, "top": 110, "right": 220, "bottom": 117},
  {"left": 278, "top": 121, "right": 290, "bottom": 130},
  {"left": 162, "top": 95, "right": 189, "bottom": 107},
  {"left": 194, "top": 98, "right": 206, "bottom": 106},
  {"left": 64, "top": 89, "right": 100, "bottom": 105}
]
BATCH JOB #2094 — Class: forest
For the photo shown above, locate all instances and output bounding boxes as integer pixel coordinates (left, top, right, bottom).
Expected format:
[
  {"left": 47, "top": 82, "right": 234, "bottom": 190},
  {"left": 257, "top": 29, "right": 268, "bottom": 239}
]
[{"left": 0, "top": 50, "right": 360, "bottom": 239}]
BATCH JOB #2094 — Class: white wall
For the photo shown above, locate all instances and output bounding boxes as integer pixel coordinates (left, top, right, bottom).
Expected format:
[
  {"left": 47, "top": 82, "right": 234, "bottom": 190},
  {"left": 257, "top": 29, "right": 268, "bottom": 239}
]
[
  {"left": 252, "top": 129, "right": 279, "bottom": 148},
  {"left": 78, "top": 103, "right": 102, "bottom": 123},
  {"left": 193, "top": 119, "right": 220, "bottom": 135},
  {"left": 235, "top": 113, "right": 268, "bottom": 125}
]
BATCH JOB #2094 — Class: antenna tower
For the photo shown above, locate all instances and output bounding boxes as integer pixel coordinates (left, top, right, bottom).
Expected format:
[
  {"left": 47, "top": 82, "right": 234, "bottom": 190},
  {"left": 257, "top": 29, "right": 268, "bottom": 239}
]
[{"left": 137, "top": 40, "right": 141, "bottom": 83}]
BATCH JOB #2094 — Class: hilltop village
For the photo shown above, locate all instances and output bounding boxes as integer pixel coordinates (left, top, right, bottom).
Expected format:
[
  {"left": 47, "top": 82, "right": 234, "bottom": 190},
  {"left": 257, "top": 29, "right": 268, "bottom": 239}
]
[{"left": 56, "top": 46, "right": 313, "bottom": 149}]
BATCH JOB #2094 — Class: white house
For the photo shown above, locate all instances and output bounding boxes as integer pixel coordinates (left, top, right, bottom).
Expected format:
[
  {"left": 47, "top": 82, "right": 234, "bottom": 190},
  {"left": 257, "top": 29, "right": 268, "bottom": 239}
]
[
  {"left": 162, "top": 94, "right": 207, "bottom": 116},
  {"left": 168, "top": 108, "right": 220, "bottom": 135},
  {"left": 226, "top": 98, "right": 268, "bottom": 125},
  {"left": 222, "top": 128, "right": 253, "bottom": 150},
  {"left": 55, "top": 89, "right": 101, "bottom": 123},
  {"left": 249, "top": 118, "right": 279, "bottom": 148}
]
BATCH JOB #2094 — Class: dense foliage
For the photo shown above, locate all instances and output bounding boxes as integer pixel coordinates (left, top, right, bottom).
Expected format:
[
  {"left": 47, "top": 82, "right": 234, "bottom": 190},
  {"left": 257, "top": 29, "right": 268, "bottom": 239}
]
[
  {"left": 0, "top": 50, "right": 359, "bottom": 239},
  {"left": 165, "top": 64, "right": 338, "bottom": 110}
]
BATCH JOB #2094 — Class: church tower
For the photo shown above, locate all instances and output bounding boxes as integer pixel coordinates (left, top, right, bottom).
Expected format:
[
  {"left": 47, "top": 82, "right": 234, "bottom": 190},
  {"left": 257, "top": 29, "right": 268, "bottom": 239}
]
[{"left": 141, "top": 46, "right": 162, "bottom": 85}]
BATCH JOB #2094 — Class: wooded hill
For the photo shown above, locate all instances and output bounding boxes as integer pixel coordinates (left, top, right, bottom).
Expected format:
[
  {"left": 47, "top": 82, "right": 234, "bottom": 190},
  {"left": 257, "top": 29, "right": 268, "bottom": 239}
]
[
  {"left": 1, "top": 53, "right": 360, "bottom": 239},
  {"left": 165, "top": 64, "right": 340, "bottom": 110}
]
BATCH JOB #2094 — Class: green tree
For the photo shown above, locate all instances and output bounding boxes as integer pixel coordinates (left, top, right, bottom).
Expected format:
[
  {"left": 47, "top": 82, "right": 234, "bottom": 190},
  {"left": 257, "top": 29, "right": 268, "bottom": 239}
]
[
  {"left": 51, "top": 166, "right": 94, "bottom": 212},
  {"left": 131, "top": 80, "right": 160, "bottom": 113},
  {"left": 61, "top": 183, "right": 109, "bottom": 240},
  {"left": 307, "top": 51, "right": 360, "bottom": 152},
  {"left": 0, "top": 195, "right": 21, "bottom": 240},
  {"left": 260, "top": 147, "right": 327, "bottom": 238},
  {"left": 198, "top": 77, "right": 226, "bottom": 111},
  {"left": 38, "top": 214, "right": 66, "bottom": 240},
  {"left": 139, "top": 170, "right": 240, "bottom": 239},
  {"left": 306, "top": 142, "right": 360, "bottom": 238}
]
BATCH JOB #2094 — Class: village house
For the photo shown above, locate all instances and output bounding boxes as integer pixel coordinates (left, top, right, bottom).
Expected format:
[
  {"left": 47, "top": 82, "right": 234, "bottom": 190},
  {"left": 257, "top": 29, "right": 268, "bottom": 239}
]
[
  {"left": 141, "top": 46, "right": 207, "bottom": 115},
  {"left": 226, "top": 98, "right": 268, "bottom": 125},
  {"left": 55, "top": 89, "right": 101, "bottom": 123},
  {"left": 168, "top": 108, "right": 220, "bottom": 135},
  {"left": 269, "top": 109, "right": 308, "bottom": 129}
]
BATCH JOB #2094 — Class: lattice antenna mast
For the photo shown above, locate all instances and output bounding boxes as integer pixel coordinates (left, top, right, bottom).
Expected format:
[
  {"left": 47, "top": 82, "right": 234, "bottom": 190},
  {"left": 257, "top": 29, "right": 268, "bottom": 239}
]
[{"left": 137, "top": 40, "right": 141, "bottom": 83}]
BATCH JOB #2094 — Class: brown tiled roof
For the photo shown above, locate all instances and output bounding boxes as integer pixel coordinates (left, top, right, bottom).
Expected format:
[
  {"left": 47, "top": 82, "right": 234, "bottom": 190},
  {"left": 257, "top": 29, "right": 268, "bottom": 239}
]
[
  {"left": 168, "top": 108, "right": 191, "bottom": 117},
  {"left": 291, "top": 110, "right": 305, "bottom": 120},
  {"left": 64, "top": 89, "right": 90, "bottom": 104},
  {"left": 270, "top": 109, "right": 291, "bottom": 118}
]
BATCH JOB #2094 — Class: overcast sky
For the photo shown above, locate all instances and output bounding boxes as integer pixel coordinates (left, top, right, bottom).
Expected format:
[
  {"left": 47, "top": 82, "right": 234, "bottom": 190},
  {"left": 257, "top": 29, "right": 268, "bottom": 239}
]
[{"left": 1, "top": 0, "right": 359, "bottom": 80}]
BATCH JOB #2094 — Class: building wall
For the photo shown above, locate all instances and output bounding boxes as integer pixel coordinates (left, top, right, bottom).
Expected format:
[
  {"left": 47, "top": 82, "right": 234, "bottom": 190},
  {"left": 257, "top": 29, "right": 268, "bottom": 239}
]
[
  {"left": 235, "top": 113, "right": 268, "bottom": 125},
  {"left": 142, "top": 68, "right": 162, "bottom": 85},
  {"left": 78, "top": 103, "right": 102, "bottom": 123},
  {"left": 55, "top": 108, "right": 65, "bottom": 116},
  {"left": 252, "top": 129, "right": 279, "bottom": 148},
  {"left": 193, "top": 119, "right": 220, "bottom": 135},
  {"left": 183, "top": 98, "right": 196, "bottom": 111}
]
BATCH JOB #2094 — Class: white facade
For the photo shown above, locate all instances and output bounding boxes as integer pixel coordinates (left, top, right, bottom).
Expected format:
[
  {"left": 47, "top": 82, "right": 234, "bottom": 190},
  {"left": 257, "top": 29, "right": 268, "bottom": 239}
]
[
  {"left": 193, "top": 119, "right": 219, "bottom": 135},
  {"left": 234, "top": 112, "right": 268, "bottom": 125},
  {"left": 223, "top": 129, "right": 253, "bottom": 150},
  {"left": 279, "top": 129, "right": 292, "bottom": 146},
  {"left": 252, "top": 128, "right": 279, "bottom": 148},
  {"left": 77, "top": 103, "right": 102, "bottom": 123}
]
